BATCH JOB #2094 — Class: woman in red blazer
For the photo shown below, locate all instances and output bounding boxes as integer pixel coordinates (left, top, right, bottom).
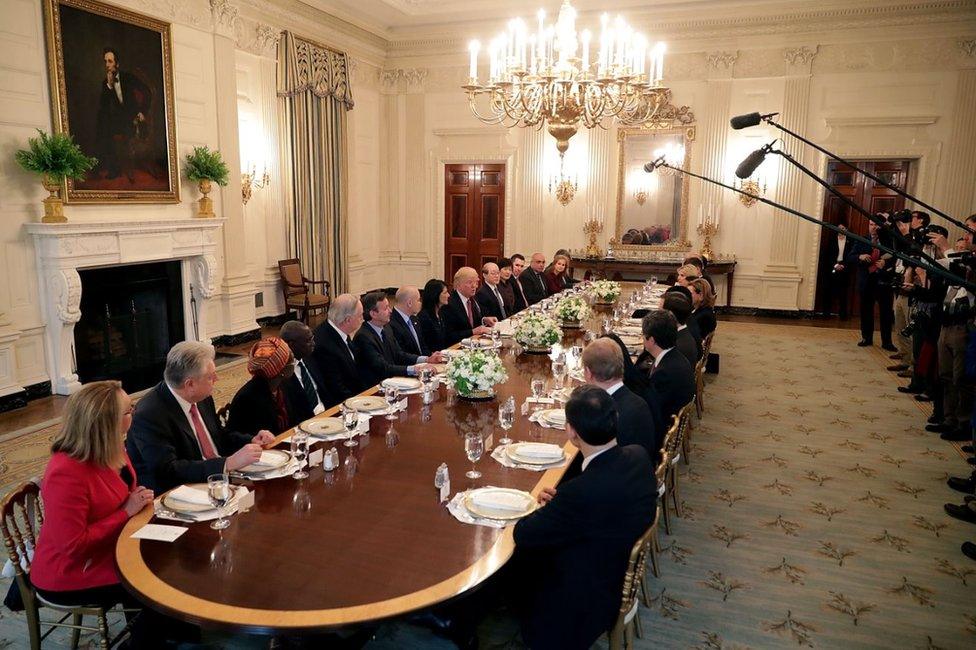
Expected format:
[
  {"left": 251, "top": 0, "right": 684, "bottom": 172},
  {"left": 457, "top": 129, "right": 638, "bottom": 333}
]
[{"left": 30, "top": 381, "right": 157, "bottom": 639}]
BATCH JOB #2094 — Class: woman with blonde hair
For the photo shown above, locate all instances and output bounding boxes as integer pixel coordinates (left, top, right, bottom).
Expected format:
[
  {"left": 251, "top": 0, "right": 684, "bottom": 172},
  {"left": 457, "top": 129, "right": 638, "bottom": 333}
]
[
  {"left": 689, "top": 277, "right": 717, "bottom": 337},
  {"left": 676, "top": 263, "right": 701, "bottom": 287},
  {"left": 29, "top": 380, "right": 168, "bottom": 646},
  {"left": 544, "top": 253, "right": 572, "bottom": 295}
]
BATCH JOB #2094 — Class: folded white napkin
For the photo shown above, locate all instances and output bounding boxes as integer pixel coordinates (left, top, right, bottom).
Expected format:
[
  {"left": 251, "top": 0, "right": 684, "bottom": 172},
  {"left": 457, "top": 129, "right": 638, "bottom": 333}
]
[
  {"left": 167, "top": 485, "right": 212, "bottom": 506},
  {"left": 252, "top": 451, "right": 281, "bottom": 468},
  {"left": 471, "top": 490, "right": 531, "bottom": 512},
  {"left": 384, "top": 377, "right": 419, "bottom": 389},
  {"left": 544, "top": 410, "right": 566, "bottom": 424},
  {"left": 516, "top": 442, "right": 564, "bottom": 460}
]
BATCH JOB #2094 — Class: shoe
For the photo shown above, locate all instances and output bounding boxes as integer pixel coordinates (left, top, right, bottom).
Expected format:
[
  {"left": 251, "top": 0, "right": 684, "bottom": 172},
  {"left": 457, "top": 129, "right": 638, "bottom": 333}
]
[
  {"left": 898, "top": 386, "right": 923, "bottom": 394},
  {"left": 927, "top": 423, "right": 952, "bottom": 433},
  {"left": 945, "top": 502, "right": 976, "bottom": 524},
  {"left": 897, "top": 370, "right": 913, "bottom": 378},
  {"left": 940, "top": 429, "right": 970, "bottom": 442},
  {"left": 947, "top": 475, "right": 976, "bottom": 493},
  {"left": 964, "top": 445, "right": 975, "bottom": 454},
  {"left": 857, "top": 340, "right": 873, "bottom": 347},
  {"left": 881, "top": 344, "right": 898, "bottom": 352},
  {"left": 968, "top": 457, "right": 976, "bottom": 466},
  {"left": 915, "top": 394, "right": 933, "bottom": 402},
  {"left": 929, "top": 415, "right": 944, "bottom": 425},
  {"left": 963, "top": 542, "right": 976, "bottom": 561},
  {"left": 966, "top": 495, "right": 976, "bottom": 503},
  {"left": 889, "top": 353, "right": 903, "bottom": 360},
  {"left": 887, "top": 364, "right": 909, "bottom": 371}
]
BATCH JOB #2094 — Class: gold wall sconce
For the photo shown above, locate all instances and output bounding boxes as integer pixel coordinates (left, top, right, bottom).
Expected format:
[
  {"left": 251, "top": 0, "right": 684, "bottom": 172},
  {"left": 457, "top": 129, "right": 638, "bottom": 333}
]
[{"left": 241, "top": 166, "right": 270, "bottom": 205}]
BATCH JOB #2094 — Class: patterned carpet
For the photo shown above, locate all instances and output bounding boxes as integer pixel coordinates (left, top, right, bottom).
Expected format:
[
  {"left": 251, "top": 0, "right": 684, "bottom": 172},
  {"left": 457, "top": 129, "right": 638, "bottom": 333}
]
[{"left": 2, "top": 323, "right": 974, "bottom": 648}]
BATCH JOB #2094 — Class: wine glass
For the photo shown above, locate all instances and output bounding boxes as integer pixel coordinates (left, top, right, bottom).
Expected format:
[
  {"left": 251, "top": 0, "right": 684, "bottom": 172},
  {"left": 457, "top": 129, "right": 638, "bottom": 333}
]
[
  {"left": 342, "top": 406, "right": 359, "bottom": 448},
  {"left": 531, "top": 377, "right": 545, "bottom": 400},
  {"left": 207, "top": 473, "right": 232, "bottom": 530},
  {"left": 498, "top": 398, "right": 515, "bottom": 446},
  {"left": 650, "top": 276, "right": 658, "bottom": 289},
  {"left": 385, "top": 385, "right": 401, "bottom": 421},
  {"left": 419, "top": 367, "right": 434, "bottom": 388},
  {"left": 290, "top": 430, "right": 309, "bottom": 480},
  {"left": 551, "top": 358, "right": 566, "bottom": 389},
  {"left": 465, "top": 432, "right": 484, "bottom": 479}
]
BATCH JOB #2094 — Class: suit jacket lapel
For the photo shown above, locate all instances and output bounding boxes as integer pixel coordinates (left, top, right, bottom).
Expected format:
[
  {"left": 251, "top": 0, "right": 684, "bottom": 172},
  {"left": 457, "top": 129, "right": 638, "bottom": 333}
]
[{"left": 157, "top": 383, "right": 201, "bottom": 453}]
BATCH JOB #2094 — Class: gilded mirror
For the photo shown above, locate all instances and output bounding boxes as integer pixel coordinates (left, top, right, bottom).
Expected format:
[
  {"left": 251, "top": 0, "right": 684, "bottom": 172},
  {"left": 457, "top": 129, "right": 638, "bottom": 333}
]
[{"left": 614, "top": 124, "right": 696, "bottom": 251}]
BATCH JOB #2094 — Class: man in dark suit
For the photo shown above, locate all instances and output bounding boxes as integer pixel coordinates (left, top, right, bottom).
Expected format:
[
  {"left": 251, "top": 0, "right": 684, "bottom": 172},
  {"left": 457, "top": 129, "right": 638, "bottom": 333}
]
[
  {"left": 127, "top": 341, "right": 272, "bottom": 493},
  {"left": 521, "top": 252, "right": 549, "bottom": 306},
  {"left": 312, "top": 293, "right": 367, "bottom": 408},
  {"left": 390, "top": 285, "right": 433, "bottom": 357},
  {"left": 442, "top": 267, "right": 496, "bottom": 346},
  {"left": 824, "top": 221, "right": 854, "bottom": 320},
  {"left": 848, "top": 219, "right": 896, "bottom": 350},
  {"left": 513, "top": 385, "right": 656, "bottom": 650},
  {"left": 279, "top": 320, "right": 329, "bottom": 415},
  {"left": 96, "top": 48, "right": 152, "bottom": 182},
  {"left": 354, "top": 291, "right": 442, "bottom": 388},
  {"left": 509, "top": 253, "right": 530, "bottom": 313},
  {"left": 476, "top": 262, "right": 508, "bottom": 321},
  {"left": 582, "top": 338, "right": 661, "bottom": 463},
  {"left": 640, "top": 310, "right": 696, "bottom": 426},
  {"left": 663, "top": 292, "right": 702, "bottom": 364}
]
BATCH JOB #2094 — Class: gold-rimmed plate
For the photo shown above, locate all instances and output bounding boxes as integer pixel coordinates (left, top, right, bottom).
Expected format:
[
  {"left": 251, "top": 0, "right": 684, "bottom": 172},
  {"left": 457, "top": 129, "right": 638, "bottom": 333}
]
[
  {"left": 382, "top": 377, "right": 423, "bottom": 391},
  {"left": 505, "top": 442, "right": 566, "bottom": 465},
  {"left": 237, "top": 449, "right": 291, "bottom": 475},
  {"left": 463, "top": 487, "right": 537, "bottom": 521},
  {"left": 300, "top": 417, "right": 344, "bottom": 437},
  {"left": 161, "top": 484, "right": 243, "bottom": 514},
  {"left": 539, "top": 409, "right": 566, "bottom": 427},
  {"left": 616, "top": 334, "right": 643, "bottom": 347},
  {"left": 344, "top": 396, "right": 389, "bottom": 412}
]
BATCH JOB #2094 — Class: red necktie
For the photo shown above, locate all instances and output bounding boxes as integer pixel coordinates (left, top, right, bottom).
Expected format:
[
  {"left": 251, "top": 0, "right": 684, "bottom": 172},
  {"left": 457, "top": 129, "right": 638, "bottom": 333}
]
[
  {"left": 466, "top": 298, "right": 474, "bottom": 327},
  {"left": 189, "top": 403, "right": 218, "bottom": 459}
]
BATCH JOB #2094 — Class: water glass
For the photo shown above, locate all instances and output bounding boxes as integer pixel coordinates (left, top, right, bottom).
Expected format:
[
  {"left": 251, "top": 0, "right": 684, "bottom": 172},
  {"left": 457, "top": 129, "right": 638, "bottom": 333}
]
[
  {"left": 419, "top": 367, "right": 434, "bottom": 387},
  {"left": 385, "top": 386, "right": 401, "bottom": 420},
  {"left": 207, "top": 473, "right": 232, "bottom": 530},
  {"left": 290, "top": 430, "right": 309, "bottom": 480},
  {"left": 465, "top": 432, "right": 484, "bottom": 479},
  {"left": 342, "top": 406, "right": 360, "bottom": 448},
  {"left": 498, "top": 398, "right": 515, "bottom": 446},
  {"left": 531, "top": 377, "right": 545, "bottom": 399},
  {"left": 650, "top": 276, "right": 658, "bottom": 288}
]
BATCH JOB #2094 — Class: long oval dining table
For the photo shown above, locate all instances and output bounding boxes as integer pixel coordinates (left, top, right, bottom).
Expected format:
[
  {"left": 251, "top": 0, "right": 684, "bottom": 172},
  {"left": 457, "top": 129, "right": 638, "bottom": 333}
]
[{"left": 115, "top": 314, "right": 614, "bottom": 634}]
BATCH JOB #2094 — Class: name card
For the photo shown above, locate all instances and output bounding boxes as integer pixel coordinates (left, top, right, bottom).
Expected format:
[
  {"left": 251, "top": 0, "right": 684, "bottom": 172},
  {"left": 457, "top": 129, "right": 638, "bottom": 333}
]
[
  {"left": 236, "top": 491, "right": 255, "bottom": 512},
  {"left": 131, "top": 524, "right": 187, "bottom": 542},
  {"left": 308, "top": 448, "right": 324, "bottom": 467},
  {"left": 527, "top": 397, "right": 556, "bottom": 405},
  {"left": 397, "top": 398, "right": 408, "bottom": 411},
  {"left": 439, "top": 480, "right": 451, "bottom": 503},
  {"left": 357, "top": 416, "right": 371, "bottom": 432}
]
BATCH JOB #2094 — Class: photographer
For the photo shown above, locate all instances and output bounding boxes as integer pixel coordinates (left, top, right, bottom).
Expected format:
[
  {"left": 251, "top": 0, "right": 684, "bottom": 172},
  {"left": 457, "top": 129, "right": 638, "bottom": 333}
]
[{"left": 848, "top": 218, "right": 896, "bottom": 350}]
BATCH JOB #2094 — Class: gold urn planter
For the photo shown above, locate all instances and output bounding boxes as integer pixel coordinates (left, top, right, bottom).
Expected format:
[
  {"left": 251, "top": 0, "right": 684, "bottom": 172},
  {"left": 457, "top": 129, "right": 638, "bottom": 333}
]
[
  {"left": 196, "top": 179, "right": 215, "bottom": 218},
  {"left": 41, "top": 175, "right": 66, "bottom": 223}
]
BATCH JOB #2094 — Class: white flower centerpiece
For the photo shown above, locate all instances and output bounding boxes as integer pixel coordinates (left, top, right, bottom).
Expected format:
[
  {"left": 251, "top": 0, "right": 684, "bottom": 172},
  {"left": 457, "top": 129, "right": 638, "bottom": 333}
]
[
  {"left": 514, "top": 312, "right": 562, "bottom": 354},
  {"left": 444, "top": 348, "right": 509, "bottom": 401},
  {"left": 589, "top": 280, "right": 621, "bottom": 304},
  {"left": 553, "top": 296, "right": 591, "bottom": 328}
]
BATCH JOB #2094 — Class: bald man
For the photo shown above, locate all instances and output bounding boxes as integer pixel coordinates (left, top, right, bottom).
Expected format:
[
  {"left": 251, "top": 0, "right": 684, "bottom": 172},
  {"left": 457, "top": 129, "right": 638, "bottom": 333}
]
[
  {"left": 442, "top": 267, "right": 496, "bottom": 346},
  {"left": 390, "top": 285, "right": 432, "bottom": 357},
  {"left": 522, "top": 252, "right": 549, "bottom": 305},
  {"left": 476, "top": 262, "right": 508, "bottom": 321}
]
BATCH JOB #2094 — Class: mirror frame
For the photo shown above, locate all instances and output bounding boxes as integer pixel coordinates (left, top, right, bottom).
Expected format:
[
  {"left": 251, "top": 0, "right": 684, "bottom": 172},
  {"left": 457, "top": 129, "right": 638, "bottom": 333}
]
[{"left": 614, "top": 124, "right": 696, "bottom": 252}]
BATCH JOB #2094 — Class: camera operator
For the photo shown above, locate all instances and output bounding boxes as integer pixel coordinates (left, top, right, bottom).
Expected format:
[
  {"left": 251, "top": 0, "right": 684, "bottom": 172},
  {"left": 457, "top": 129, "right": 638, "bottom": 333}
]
[
  {"left": 889, "top": 211, "right": 916, "bottom": 374},
  {"left": 910, "top": 210, "right": 931, "bottom": 234},
  {"left": 848, "top": 218, "right": 896, "bottom": 351}
]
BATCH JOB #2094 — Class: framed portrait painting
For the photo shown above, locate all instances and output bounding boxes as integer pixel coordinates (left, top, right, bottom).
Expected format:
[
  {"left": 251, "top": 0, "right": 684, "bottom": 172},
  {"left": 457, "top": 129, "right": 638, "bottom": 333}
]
[{"left": 43, "top": 0, "right": 179, "bottom": 203}]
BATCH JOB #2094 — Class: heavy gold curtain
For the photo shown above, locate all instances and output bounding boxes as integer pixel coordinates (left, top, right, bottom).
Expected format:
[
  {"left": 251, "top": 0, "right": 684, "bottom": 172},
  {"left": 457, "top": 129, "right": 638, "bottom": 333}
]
[{"left": 277, "top": 31, "right": 354, "bottom": 294}]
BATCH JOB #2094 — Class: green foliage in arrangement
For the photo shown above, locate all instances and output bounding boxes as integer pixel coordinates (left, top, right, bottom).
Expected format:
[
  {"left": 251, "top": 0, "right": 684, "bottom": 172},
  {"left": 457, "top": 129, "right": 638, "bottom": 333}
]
[
  {"left": 184, "top": 146, "right": 230, "bottom": 186},
  {"left": 14, "top": 130, "right": 97, "bottom": 181}
]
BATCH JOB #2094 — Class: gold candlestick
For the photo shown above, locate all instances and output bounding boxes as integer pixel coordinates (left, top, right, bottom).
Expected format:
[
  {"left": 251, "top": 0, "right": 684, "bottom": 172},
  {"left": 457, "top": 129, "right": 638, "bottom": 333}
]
[
  {"left": 696, "top": 221, "right": 718, "bottom": 259},
  {"left": 583, "top": 218, "right": 604, "bottom": 258}
]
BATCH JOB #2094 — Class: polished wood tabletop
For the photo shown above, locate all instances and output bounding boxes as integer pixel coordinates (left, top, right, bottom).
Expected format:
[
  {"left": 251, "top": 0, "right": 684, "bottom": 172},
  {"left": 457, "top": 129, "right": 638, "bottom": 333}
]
[{"left": 115, "top": 302, "right": 631, "bottom": 633}]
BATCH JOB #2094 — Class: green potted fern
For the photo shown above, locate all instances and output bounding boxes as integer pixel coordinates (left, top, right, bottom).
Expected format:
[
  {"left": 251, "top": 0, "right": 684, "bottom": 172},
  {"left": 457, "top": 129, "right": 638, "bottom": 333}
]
[
  {"left": 14, "top": 130, "right": 96, "bottom": 223},
  {"left": 184, "top": 146, "right": 230, "bottom": 217}
]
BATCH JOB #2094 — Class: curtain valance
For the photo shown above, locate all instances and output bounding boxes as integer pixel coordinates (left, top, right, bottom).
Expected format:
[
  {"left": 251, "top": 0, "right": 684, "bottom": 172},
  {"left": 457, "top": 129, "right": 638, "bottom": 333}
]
[{"left": 277, "top": 31, "right": 354, "bottom": 110}]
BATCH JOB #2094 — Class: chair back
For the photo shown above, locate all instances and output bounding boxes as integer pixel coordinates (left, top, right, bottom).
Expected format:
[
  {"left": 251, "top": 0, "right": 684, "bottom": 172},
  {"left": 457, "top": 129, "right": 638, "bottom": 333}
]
[
  {"left": 702, "top": 331, "right": 714, "bottom": 358},
  {"left": 1, "top": 482, "right": 43, "bottom": 610},
  {"left": 217, "top": 403, "right": 231, "bottom": 429},
  {"left": 610, "top": 515, "right": 658, "bottom": 640},
  {"left": 278, "top": 259, "right": 307, "bottom": 299}
]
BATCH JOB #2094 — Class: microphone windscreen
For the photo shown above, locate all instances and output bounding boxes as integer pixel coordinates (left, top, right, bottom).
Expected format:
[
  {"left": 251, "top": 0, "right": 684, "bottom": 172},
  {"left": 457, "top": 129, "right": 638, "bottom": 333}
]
[
  {"left": 735, "top": 148, "right": 767, "bottom": 179},
  {"left": 730, "top": 112, "right": 762, "bottom": 130},
  {"left": 643, "top": 161, "right": 658, "bottom": 173}
]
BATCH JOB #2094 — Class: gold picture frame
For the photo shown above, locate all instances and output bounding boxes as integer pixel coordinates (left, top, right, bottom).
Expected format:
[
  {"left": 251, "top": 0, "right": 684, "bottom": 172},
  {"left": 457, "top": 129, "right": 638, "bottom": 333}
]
[
  {"left": 614, "top": 123, "right": 696, "bottom": 253},
  {"left": 43, "top": 0, "right": 180, "bottom": 203}
]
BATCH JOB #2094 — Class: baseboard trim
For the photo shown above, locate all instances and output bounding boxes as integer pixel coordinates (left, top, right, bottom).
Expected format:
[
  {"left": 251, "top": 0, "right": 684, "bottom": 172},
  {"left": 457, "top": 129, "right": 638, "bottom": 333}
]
[
  {"left": 717, "top": 306, "right": 822, "bottom": 319},
  {"left": 0, "top": 381, "right": 53, "bottom": 415},
  {"left": 211, "top": 328, "right": 262, "bottom": 348},
  {"left": 257, "top": 312, "right": 297, "bottom": 328}
]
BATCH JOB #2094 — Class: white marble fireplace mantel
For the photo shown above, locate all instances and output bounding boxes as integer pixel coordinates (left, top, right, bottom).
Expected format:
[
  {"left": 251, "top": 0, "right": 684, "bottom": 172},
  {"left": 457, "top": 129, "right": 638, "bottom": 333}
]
[{"left": 25, "top": 218, "right": 225, "bottom": 395}]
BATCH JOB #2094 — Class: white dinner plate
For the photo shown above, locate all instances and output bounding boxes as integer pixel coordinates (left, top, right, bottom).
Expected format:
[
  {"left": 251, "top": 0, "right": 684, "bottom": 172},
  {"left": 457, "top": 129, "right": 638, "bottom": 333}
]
[
  {"left": 300, "top": 417, "right": 344, "bottom": 437},
  {"left": 539, "top": 408, "right": 566, "bottom": 426},
  {"left": 505, "top": 442, "right": 566, "bottom": 466},
  {"left": 237, "top": 449, "right": 292, "bottom": 475},
  {"left": 162, "top": 484, "right": 243, "bottom": 514},
  {"left": 344, "top": 396, "right": 389, "bottom": 412},
  {"left": 382, "top": 377, "right": 423, "bottom": 391},
  {"left": 463, "top": 487, "right": 537, "bottom": 520}
]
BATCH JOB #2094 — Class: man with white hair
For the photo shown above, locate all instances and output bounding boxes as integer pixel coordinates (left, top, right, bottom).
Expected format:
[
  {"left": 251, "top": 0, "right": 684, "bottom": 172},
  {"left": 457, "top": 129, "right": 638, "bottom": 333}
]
[
  {"left": 476, "top": 261, "right": 508, "bottom": 321},
  {"left": 441, "top": 267, "right": 496, "bottom": 346},
  {"left": 127, "top": 341, "right": 273, "bottom": 493},
  {"left": 312, "top": 293, "right": 366, "bottom": 407}
]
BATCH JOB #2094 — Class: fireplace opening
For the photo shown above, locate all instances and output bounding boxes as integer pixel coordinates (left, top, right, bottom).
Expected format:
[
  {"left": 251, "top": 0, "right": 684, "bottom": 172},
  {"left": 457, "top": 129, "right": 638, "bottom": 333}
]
[{"left": 74, "top": 261, "right": 185, "bottom": 393}]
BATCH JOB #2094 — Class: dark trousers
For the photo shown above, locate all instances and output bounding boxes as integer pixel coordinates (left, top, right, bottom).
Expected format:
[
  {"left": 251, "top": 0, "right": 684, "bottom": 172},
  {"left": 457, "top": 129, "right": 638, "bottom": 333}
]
[
  {"left": 826, "top": 271, "right": 851, "bottom": 319},
  {"left": 858, "top": 280, "right": 894, "bottom": 345}
]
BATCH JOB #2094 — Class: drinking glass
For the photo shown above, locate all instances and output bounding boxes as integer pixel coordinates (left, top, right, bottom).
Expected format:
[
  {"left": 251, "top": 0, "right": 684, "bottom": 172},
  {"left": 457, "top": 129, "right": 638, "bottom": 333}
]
[
  {"left": 465, "top": 432, "right": 484, "bottom": 479},
  {"left": 419, "top": 367, "right": 433, "bottom": 387},
  {"left": 531, "top": 377, "right": 545, "bottom": 399},
  {"left": 650, "top": 276, "right": 658, "bottom": 288},
  {"left": 551, "top": 358, "right": 566, "bottom": 381},
  {"left": 498, "top": 398, "right": 515, "bottom": 446},
  {"left": 290, "top": 430, "right": 309, "bottom": 480},
  {"left": 385, "top": 386, "right": 400, "bottom": 421},
  {"left": 342, "top": 406, "right": 360, "bottom": 448},
  {"left": 207, "top": 473, "right": 232, "bottom": 530}
]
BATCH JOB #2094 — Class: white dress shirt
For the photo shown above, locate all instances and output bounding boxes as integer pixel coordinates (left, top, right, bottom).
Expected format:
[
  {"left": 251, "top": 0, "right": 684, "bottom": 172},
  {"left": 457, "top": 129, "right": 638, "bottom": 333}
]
[
  {"left": 835, "top": 235, "right": 846, "bottom": 262},
  {"left": 605, "top": 381, "right": 624, "bottom": 395},
  {"left": 166, "top": 383, "right": 220, "bottom": 460},
  {"left": 329, "top": 320, "right": 356, "bottom": 359},
  {"left": 653, "top": 347, "right": 674, "bottom": 368},
  {"left": 294, "top": 360, "right": 325, "bottom": 415},
  {"left": 581, "top": 441, "right": 618, "bottom": 472}
]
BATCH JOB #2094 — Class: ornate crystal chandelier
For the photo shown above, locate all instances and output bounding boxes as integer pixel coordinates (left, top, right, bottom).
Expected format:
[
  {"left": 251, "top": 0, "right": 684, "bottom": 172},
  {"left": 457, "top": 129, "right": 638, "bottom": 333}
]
[{"left": 464, "top": 0, "right": 668, "bottom": 158}]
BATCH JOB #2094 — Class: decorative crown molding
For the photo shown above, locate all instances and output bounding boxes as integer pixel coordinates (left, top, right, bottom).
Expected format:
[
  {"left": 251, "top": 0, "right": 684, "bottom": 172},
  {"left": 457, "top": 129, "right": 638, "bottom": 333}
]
[
  {"left": 959, "top": 39, "right": 976, "bottom": 58},
  {"left": 380, "top": 67, "right": 429, "bottom": 93},
  {"left": 705, "top": 51, "right": 738, "bottom": 70},
  {"left": 784, "top": 46, "right": 818, "bottom": 66},
  {"left": 210, "top": 0, "right": 240, "bottom": 37},
  {"left": 235, "top": 18, "right": 280, "bottom": 56}
]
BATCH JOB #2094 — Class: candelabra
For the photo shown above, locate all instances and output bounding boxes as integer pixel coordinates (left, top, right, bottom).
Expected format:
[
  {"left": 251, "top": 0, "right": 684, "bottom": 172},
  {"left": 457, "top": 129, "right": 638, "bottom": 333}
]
[
  {"left": 549, "top": 167, "right": 578, "bottom": 206},
  {"left": 696, "top": 221, "right": 718, "bottom": 260},
  {"left": 735, "top": 177, "right": 766, "bottom": 208},
  {"left": 633, "top": 188, "right": 647, "bottom": 206},
  {"left": 582, "top": 218, "right": 603, "bottom": 258},
  {"left": 241, "top": 166, "right": 270, "bottom": 205}
]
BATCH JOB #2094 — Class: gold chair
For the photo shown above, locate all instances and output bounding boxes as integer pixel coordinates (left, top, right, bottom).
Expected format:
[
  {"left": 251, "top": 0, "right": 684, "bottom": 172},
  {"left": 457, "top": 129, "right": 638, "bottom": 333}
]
[
  {"left": 639, "top": 504, "right": 663, "bottom": 611},
  {"left": 277, "top": 258, "right": 331, "bottom": 324},
  {"left": 0, "top": 481, "right": 137, "bottom": 649},
  {"left": 678, "top": 399, "right": 695, "bottom": 466},
  {"left": 694, "top": 356, "right": 706, "bottom": 418},
  {"left": 608, "top": 520, "right": 656, "bottom": 650},
  {"left": 217, "top": 403, "right": 231, "bottom": 428}
]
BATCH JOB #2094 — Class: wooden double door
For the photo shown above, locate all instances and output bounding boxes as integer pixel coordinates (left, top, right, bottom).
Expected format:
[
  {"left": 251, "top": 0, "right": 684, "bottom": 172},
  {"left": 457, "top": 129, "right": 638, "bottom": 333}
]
[
  {"left": 444, "top": 164, "right": 505, "bottom": 281},
  {"left": 814, "top": 159, "right": 911, "bottom": 317}
]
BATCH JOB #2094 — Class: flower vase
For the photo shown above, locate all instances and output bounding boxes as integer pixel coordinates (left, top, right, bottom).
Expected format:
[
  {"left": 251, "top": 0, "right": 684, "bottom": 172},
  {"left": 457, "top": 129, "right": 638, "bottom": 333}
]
[
  {"left": 197, "top": 179, "right": 215, "bottom": 218},
  {"left": 41, "top": 175, "right": 66, "bottom": 223},
  {"left": 523, "top": 345, "right": 552, "bottom": 355},
  {"left": 457, "top": 388, "right": 496, "bottom": 402},
  {"left": 561, "top": 320, "right": 582, "bottom": 329}
]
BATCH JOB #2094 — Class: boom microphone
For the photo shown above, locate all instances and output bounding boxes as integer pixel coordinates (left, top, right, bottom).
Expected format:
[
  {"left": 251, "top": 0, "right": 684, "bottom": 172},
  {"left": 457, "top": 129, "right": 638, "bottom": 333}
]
[
  {"left": 730, "top": 111, "right": 779, "bottom": 130},
  {"left": 735, "top": 144, "right": 772, "bottom": 179},
  {"left": 643, "top": 155, "right": 666, "bottom": 173}
]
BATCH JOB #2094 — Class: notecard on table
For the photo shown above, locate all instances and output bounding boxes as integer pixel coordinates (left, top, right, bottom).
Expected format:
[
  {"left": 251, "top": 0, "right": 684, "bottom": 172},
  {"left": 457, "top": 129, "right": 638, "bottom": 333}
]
[
  {"left": 308, "top": 448, "right": 324, "bottom": 467},
  {"left": 131, "top": 524, "right": 187, "bottom": 542}
]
